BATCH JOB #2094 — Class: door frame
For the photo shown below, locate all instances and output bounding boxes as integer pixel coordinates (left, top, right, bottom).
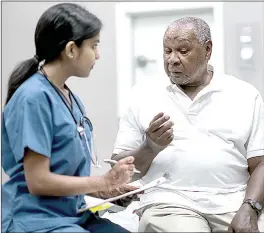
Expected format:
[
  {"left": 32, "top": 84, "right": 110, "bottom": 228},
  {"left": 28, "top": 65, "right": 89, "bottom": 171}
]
[{"left": 115, "top": 2, "right": 224, "bottom": 117}]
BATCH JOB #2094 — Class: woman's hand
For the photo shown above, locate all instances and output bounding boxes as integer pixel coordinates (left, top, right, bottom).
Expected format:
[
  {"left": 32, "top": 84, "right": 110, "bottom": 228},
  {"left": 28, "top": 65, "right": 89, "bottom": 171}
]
[
  {"left": 103, "top": 156, "right": 135, "bottom": 190},
  {"left": 93, "top": 185, "right": 140, "bottom": 207}
]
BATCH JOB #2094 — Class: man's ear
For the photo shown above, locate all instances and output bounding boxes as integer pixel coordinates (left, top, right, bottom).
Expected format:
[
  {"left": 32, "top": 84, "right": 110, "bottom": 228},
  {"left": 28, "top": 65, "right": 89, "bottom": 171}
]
[
  {"left": 207, "top": 64, "right": 214, "bottom": 72},
  {"left": 205, "top": 40, "right": 212, "bottom": 61}
]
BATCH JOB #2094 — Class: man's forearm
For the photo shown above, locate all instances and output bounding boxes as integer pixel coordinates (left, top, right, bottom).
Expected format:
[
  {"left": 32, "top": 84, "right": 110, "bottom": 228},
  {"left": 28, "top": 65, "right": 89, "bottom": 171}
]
[
  {"left": 112, "top": 141, "right": 157, "bottom": 180},
  {"left": 244, "top": 162, "right": 264, "bottom": 204}
]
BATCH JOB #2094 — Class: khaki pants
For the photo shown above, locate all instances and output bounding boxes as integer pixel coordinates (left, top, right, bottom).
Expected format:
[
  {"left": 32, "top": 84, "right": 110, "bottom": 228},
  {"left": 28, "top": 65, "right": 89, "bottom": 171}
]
[{"left": 138, "top": 204, "right": 264, "bottom": 232}]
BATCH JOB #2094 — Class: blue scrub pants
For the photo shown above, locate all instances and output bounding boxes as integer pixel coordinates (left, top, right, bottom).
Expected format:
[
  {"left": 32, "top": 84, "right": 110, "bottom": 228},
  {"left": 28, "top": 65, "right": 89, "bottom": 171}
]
[{"left": 45, "top": 212, "right": 130, "bottom": 233}]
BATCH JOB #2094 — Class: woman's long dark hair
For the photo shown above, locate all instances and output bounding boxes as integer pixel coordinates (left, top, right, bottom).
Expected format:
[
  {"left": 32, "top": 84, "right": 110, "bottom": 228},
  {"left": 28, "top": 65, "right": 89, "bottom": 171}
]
[{"left": 5, "top": 3, "right": 102, "bottom": 105}]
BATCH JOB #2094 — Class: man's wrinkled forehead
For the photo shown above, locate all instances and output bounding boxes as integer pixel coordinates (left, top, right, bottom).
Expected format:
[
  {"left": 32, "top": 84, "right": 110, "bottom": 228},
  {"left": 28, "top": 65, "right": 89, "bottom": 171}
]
[{"left": 163, "top": 24, "right": 196, "bottom": 44}]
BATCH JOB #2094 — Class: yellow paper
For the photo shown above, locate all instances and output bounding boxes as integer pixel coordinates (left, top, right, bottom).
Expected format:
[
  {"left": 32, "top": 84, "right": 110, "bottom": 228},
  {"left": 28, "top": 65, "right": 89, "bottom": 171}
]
[{"left": 89, "top": 203, "right": 112, "bottom": 213}]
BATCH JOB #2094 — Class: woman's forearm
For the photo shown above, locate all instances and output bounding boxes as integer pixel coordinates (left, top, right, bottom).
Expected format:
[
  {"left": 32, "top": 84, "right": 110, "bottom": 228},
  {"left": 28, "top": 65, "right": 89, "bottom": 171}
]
[{"left": 28, "top": 172, "right": 109, "bottom": 196}]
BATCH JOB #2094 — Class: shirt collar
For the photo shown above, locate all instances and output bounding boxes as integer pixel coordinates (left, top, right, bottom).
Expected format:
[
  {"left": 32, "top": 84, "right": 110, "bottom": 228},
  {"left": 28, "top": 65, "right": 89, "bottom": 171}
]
[{"left": 166, "top": 71, "right": 224, "bottom": 96}]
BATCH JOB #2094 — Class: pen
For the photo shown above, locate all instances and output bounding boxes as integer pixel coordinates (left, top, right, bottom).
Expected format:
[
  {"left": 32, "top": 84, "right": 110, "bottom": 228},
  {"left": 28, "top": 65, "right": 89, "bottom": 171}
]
[{"left": 103, "top": 159, "right": 141, "bottom": 174}]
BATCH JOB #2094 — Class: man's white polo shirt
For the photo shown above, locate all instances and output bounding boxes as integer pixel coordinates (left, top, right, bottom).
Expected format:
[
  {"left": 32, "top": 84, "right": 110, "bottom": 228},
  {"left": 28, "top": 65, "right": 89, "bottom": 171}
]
[{"left": 113, "top": 73, "right": 264, "bottom": 214}]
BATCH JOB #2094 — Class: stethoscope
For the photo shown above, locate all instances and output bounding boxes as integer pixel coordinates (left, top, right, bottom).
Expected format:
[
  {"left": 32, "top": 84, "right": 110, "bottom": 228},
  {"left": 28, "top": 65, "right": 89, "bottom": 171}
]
[{"left": 39, "top": 66, "right": 101, "bottom": 168}]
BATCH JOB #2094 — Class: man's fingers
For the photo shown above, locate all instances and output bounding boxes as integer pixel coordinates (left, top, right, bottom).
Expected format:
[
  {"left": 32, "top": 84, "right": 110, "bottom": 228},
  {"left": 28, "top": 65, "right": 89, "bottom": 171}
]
[
  {"left": 159, "top": 128, "right": 173, "bottom": 141},
  {"left": 146, "top": 113, "right": 174, "bottom": 147},
  {"left": 158, "top": 133, "right": 174, "bottom": 146},
  {"left": 149, "top": 112, "right": 164, "bottom": 125},
  {"left": 153, "top": 121, "right": 174, "bottom": 138},
  {"left": 148, "top": 115, "right": 170, "bottom": 132}
]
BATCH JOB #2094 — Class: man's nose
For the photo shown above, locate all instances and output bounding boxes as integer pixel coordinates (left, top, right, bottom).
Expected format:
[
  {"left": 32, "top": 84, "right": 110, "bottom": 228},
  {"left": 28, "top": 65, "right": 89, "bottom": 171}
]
[{"left": 167, "top": 52, "right": 180, "bottom": 65}]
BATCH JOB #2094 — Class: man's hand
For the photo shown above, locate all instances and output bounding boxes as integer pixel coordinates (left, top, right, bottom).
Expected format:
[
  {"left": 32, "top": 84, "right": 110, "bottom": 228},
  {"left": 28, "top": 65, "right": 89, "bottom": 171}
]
[
  {"left": 146, "top": 112, "right": 174, "bottom": 151},
  {"left": 228, "top": 204, "right": 259, "bottom": 232},
  {"left": 111, "top": 113, "right": 174, "bottom": 179}
]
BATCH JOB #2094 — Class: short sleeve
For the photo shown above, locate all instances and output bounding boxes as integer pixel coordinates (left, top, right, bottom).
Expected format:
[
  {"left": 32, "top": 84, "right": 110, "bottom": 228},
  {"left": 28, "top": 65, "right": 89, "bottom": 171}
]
[
  {"left": 245, "top": 93, "right": 264, "bottom": 159},
  {"left": 113, "top": 88, "right": 145, "bottom": 155},
  {"left": 4, "top": 96, "right": 53, "bottom": 163}
]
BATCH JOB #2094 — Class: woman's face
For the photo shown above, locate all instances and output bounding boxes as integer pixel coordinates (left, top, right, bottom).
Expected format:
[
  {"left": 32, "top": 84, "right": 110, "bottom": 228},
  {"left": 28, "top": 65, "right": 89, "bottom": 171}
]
[{"left": 72, "top": 33, "right": 100, "bottom": 78}]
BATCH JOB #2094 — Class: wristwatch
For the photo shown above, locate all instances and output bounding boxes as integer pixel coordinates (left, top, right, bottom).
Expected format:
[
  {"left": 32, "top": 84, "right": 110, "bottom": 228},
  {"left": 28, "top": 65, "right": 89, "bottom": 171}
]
[{"left": 243, "top": 199, "right": 263, "bottom": 216}]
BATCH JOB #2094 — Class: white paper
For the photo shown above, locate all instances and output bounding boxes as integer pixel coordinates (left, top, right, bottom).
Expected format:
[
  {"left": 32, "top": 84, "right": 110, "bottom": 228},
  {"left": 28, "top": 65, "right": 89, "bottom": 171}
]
[
  {"left": 77, "top": 176, "right": 169, "bottom": 213},
  {"left": 84, "top": 195, "right": 114, "bottom": 208}
]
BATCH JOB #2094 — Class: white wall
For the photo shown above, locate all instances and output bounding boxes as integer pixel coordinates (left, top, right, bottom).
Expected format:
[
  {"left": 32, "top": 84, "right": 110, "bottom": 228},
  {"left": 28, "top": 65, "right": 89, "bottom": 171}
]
[{"left": 223, "top": 2, "right": 264, "bottom": 98}]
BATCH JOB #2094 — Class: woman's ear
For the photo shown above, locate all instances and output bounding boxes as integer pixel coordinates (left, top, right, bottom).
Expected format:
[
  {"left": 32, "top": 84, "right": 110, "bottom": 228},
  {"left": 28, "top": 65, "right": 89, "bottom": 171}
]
[{"left": 64, "top": 41, "right": 77, "bottom": 60}]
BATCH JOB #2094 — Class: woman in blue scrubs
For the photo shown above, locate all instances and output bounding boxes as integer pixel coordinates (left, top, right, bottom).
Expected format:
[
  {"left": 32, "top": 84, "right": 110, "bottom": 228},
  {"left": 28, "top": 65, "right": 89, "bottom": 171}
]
[{"left": 2, "top": 3, "right": 136, "bottom": 232}]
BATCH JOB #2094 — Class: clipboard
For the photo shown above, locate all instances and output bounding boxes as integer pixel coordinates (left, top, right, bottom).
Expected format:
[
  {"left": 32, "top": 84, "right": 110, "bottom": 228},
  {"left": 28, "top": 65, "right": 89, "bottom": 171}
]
[{"left": 78, "top": 174, "right": 170, "bottom": 213}]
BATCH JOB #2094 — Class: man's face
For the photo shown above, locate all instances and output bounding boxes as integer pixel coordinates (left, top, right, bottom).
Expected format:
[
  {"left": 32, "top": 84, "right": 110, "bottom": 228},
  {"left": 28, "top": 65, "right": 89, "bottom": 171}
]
[{"left": 163, "top": 24, "right": 212, "bottom": 86}]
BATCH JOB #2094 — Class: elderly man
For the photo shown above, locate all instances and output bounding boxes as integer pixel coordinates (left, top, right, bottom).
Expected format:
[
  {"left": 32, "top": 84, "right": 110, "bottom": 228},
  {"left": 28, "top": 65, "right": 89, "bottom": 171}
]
[{"left": 112, "top": 17, "right": 264, "bottom": 232}]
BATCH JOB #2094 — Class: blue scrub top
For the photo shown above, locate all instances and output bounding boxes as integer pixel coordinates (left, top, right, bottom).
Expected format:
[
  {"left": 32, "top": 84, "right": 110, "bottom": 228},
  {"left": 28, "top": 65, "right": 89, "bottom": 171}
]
[{"left": 2, "top": 73, "right": 93, "bottom": 232}]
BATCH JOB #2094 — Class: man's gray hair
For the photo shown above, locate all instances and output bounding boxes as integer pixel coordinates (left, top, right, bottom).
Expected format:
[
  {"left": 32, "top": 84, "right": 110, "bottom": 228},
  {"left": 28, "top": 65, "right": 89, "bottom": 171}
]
[{"left": 168, "top": 16, "right": 211, "bottom": 45}]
